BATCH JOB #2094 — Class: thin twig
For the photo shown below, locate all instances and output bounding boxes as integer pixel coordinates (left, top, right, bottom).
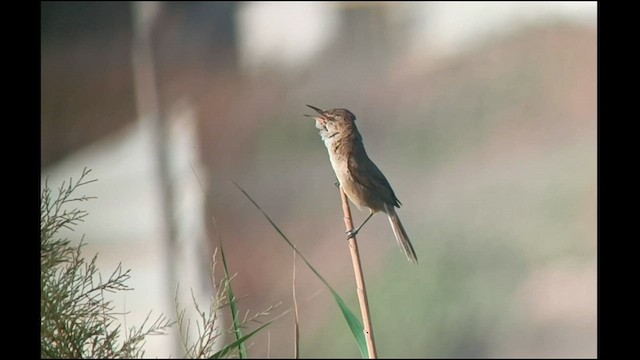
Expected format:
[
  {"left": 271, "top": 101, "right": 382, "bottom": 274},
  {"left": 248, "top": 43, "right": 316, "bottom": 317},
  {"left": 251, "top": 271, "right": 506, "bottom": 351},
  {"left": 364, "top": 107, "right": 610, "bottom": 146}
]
[
  {"left": 339, "top": 187, "right": 378, "bottom": 359},
  {"left": 292, "top": 249, "right": 300, "bottom": 359},
  {"left": 267, "top": 330, "right": 271, "bottom": 359}
]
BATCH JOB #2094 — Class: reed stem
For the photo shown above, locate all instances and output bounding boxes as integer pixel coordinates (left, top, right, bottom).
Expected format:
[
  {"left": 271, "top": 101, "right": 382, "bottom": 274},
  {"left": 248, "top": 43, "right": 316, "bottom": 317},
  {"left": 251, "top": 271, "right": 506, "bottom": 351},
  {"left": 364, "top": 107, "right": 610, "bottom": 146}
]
[{"left": 339, "top": 187, "right": 378, "bottom": 359}]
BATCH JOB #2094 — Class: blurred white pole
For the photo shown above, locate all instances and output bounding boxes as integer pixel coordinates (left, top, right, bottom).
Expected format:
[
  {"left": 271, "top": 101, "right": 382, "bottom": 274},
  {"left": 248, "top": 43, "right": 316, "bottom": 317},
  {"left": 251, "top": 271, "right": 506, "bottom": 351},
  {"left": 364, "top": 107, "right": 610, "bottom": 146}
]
[{"left": 131, "top": 1, "right": 181, "bottom": 356}]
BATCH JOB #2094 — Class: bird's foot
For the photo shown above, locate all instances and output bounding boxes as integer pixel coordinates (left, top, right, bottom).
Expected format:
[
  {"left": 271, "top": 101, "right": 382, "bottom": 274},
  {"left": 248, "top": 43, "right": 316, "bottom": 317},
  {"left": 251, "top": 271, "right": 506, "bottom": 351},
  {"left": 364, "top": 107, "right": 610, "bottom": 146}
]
[
  {"left": 346, "top": 229, "right": 359, "bottom": 240},
  {"left": 334, "top": 180, "right": 340, "bottom": 188}
]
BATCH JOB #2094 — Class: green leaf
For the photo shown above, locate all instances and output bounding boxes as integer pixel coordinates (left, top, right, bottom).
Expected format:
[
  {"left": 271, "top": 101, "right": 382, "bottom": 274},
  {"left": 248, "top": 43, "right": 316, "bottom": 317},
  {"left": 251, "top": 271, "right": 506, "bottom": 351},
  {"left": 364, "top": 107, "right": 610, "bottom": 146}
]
[
  {"left": 209, "top": 321, "right": 272, "bottom": 359},
  {"left": 232, "top": 181, "right": 368, "bottom": 358},
  {"left": 330, "top": 288, "right": 368, "bottom": 358}
]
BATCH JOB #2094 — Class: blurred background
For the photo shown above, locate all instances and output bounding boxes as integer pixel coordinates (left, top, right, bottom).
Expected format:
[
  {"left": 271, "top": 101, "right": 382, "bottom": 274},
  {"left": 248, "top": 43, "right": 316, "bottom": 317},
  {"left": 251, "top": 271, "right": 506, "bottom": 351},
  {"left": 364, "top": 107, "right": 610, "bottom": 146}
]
[{"left": 41, "top": 1, "right": 597, "bottom": 358}]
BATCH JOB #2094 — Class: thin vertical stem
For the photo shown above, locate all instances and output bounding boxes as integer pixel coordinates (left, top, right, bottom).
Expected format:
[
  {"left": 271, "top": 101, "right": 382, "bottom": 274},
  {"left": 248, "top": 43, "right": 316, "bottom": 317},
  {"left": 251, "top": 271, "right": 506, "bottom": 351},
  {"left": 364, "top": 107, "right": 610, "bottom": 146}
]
[
  {"left": 339, "top": 187, "right": 378, "bottom": 359},
  {"left": 292, "top": 249, "right": 300, "bottom": 359}
]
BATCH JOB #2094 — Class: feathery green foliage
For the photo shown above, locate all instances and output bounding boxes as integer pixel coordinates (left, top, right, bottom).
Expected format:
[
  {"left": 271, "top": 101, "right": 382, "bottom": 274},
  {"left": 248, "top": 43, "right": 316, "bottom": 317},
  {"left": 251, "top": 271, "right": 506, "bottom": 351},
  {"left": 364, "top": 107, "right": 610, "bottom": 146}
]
[{"left": 40, "top": 168, "right": 173, "bottom": 358}]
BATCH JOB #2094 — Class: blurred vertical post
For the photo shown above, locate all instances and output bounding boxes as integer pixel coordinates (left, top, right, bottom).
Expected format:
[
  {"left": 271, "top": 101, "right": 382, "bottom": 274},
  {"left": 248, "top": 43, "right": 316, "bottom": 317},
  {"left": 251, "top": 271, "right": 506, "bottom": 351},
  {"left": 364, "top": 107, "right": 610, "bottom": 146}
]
[{"left": 131, "top": 1, "right": 180, "bottom": 356}]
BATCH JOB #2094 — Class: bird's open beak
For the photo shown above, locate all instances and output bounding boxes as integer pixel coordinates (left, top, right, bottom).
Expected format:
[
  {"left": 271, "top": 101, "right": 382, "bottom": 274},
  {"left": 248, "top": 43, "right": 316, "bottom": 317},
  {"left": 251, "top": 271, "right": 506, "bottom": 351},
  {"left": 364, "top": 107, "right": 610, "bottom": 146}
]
[
  {"left": 304, "top": 104, "right": 325, "bottom": 118},
  {"left": 306, "top": 104, "right": 324, "bottom": 114},
  {"left": 305, "top": 104, "right": 328, "bottom": 130}
]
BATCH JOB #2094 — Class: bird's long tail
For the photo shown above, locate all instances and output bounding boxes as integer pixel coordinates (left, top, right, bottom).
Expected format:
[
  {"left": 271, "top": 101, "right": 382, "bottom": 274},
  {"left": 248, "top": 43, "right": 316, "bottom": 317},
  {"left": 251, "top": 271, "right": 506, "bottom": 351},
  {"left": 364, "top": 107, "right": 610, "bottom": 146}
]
[{"left": 385, "top": 204, "right": 418, "bottom": 264}]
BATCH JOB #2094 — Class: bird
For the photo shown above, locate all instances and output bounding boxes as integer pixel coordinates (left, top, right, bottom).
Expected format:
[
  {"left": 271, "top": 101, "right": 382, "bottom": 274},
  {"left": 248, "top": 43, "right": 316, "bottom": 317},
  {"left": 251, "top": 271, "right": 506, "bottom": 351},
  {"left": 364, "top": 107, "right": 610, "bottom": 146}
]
[{"left": 305, "top": 104, "right": 418, "bottom": 264}]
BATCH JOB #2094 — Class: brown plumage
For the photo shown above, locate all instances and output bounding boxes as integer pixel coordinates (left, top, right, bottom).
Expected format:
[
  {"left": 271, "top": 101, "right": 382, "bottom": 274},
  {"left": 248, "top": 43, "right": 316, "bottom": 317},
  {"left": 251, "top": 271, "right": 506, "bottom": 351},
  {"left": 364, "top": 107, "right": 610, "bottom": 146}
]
[{"left": 305, "top": 105, "right": 418, "bottom": 264}]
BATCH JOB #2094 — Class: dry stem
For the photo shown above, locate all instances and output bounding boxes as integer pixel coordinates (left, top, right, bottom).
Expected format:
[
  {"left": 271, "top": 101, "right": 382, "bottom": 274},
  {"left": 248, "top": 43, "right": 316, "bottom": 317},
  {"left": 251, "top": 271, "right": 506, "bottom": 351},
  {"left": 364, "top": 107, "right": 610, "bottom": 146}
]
[{"left": 339, "top": 187, "right": 378, "bottom": 359}]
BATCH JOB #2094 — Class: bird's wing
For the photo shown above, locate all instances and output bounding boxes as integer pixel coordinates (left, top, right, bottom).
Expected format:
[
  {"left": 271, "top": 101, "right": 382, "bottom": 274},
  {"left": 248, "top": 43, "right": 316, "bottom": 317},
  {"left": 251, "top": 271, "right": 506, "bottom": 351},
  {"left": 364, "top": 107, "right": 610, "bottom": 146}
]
[{"left": 347, "top": 149, "right": 402, "bottom": 208}]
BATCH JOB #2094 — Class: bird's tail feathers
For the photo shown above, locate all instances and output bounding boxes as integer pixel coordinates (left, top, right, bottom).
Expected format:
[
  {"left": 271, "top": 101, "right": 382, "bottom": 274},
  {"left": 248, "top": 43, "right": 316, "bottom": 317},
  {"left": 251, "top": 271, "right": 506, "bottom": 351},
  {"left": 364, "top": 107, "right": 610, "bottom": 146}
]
[{"left": 385, "top": 204, "right": 418, "bottom": 264}]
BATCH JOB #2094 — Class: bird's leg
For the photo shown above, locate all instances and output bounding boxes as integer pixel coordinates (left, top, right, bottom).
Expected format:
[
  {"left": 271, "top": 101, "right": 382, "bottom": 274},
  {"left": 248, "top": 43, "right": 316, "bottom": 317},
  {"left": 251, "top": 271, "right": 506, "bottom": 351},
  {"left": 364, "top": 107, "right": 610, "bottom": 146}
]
[{"left": 346, "top": 211, "right": 375, "bottom": 239}]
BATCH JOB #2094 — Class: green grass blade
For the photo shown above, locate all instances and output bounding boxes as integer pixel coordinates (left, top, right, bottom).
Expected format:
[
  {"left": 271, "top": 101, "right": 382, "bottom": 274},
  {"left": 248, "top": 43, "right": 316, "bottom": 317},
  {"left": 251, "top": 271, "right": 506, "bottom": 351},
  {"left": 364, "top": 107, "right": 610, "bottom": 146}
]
[
  {"left": 217, "top": 237, "right": 247, "bottom": 358},
  {"left": 232, "top": 181, "right": 368, "bottom": 358},
  {"left": 189, "top": 162, "right": 247, "bottom": 358},
  {"left": 209, "top": 321, "right": 272, "bottom": 359}
]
